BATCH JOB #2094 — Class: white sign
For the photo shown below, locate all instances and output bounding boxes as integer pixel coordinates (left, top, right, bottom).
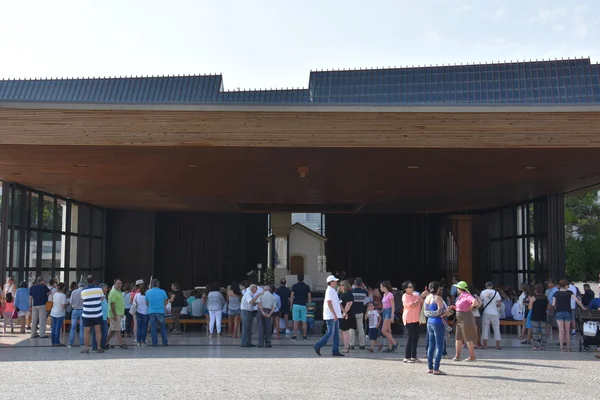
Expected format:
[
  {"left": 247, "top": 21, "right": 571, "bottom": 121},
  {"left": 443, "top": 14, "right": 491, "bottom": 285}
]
[{"left": 317, "top": 255, "right": 327, "bottom": 273}]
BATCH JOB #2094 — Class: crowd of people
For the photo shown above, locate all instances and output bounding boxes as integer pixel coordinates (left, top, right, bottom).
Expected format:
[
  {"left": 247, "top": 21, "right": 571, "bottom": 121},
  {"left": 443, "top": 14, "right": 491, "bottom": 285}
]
[{"left": 2, "top": 272, "right": 600, "bottom": 369}]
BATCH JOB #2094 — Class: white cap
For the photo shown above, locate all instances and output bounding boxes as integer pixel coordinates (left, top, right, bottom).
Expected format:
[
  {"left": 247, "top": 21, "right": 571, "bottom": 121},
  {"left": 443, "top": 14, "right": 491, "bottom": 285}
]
[
  {"left": 135, "top": 279, "right": 144, "bottom": 286},
  {"left": 326, "top": 275, "right": 339, "bottom": 283}
]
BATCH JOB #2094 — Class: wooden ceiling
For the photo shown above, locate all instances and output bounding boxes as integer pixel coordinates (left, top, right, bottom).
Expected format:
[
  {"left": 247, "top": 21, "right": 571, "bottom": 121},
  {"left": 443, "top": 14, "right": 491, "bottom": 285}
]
[
  {"left": 1, "top": 105, "right": 600, "bottom": 213},
  {"left": 1, "top": 145, "right": 600, "bottom": 213}
]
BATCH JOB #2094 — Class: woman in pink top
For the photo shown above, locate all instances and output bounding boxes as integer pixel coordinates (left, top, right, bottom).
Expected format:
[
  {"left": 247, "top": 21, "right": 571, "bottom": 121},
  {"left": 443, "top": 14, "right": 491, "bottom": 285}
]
[
  {"left": 379, "top": 281, "right": 399, "bottom": 353},
  {"left": 402, "top": 281, "right": 428, "bottom": 363},
  {"left": 447, "top": 281, "right": 479, "bottom": 362}
]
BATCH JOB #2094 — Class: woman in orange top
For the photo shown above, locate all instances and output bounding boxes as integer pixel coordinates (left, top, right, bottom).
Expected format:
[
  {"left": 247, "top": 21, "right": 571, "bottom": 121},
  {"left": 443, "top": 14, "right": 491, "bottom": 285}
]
[{"left": 402, "top": 281, "right": 428, "bottom": 363}]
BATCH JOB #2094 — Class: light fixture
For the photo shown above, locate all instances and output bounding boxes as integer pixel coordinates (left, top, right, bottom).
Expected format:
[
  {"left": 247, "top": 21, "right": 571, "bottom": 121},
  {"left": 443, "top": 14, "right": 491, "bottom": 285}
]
[
  {"left": 525, "top": 166, "right": 536, "bottom": 170},
  {"left": 297, "top": 166, "right": 310, "bottom": 179},
  {"left": 187, "top": 164, "right": 199, "bottom": 168},
  {"left": 73, "top": 164, "right": 87, "bottom": 168},
  {"left": 407, "top": 166, "right": 419, "bottom": 169}
]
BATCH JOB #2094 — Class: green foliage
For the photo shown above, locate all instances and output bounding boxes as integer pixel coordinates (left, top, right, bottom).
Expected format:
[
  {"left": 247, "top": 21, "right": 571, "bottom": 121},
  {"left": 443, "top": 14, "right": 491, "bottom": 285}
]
[
  {"left": 264, "top": 266, "right": 275, "bottom": 285},
  {"left": 565, "top": 191, "right": 600, "bottom": 280}
]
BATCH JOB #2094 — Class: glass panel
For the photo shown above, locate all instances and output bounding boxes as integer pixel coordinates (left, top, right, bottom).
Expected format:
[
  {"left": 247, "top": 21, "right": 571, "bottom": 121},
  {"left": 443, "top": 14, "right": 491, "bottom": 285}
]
[
  {"left": 29, "top": 192, "right": 39, "bottom": 228},
  {"left": 71, "top": 236, "right": 90, "bottom": 274},
  {"left": 489, "top": 211, "right": 501, "bottom": 238},
  {"left": 70, "top": 203, "right": 79, "bottom": 234},
  {"left": 14, "top": 187, "right": 23, "bottom": 226},
  {"left": 42, "top": 195, "right": 54, "bottom": 230},
  {"left": 54, "top": 232, "right": 64, "bottom": 272},
  {"left": 92, "top": 238, "right": 103, "bottom": 271},
  {"left": 502, "top": 208, "right": 516, "bottom": 236},
  {"left": 40, "top": 231, "right": 53, "bottom": 270},
  {"left": 56, "top": 198, "right": 67, "bottom": 232},
  {"left": 92, "top": 208, "right": 103, "bottom": 236},
  {"left": 26, "top": 230, "right": 36, "bottom": 271},
  {"left": 78, "top": 205, "right": 92, "bottom": 235}
]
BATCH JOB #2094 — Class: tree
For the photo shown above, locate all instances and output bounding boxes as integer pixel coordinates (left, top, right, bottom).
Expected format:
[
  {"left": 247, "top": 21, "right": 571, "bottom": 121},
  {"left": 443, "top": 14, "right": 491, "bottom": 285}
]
[{"left": 565, "top": 191, "right": 600, "bottom": 280}]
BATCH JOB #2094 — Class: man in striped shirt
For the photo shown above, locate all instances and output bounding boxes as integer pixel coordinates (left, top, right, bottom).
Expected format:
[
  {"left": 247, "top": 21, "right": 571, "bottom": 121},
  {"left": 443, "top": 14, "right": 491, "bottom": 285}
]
[{"left": 81, "top": 275, "right": 105, "bottom": 354}]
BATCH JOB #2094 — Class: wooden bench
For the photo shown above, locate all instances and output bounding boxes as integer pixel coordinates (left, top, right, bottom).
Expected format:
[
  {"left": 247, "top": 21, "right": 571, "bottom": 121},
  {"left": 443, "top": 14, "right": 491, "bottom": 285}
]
[
  {"left": 447, "top": 319, "right": 525, "bottom": 334},
  {"left": 166, "top": 318, "right": 229, "bottom": 332}
]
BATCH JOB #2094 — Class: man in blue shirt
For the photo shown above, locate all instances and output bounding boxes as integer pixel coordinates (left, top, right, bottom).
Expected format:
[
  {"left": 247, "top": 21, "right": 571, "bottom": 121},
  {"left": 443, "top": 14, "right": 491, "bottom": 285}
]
[
  {"left": 146, "top": 279, "right": 168, "bottom": 346},
  {"left": 29, "top": 277, "right": 50, "bottom": 338}
]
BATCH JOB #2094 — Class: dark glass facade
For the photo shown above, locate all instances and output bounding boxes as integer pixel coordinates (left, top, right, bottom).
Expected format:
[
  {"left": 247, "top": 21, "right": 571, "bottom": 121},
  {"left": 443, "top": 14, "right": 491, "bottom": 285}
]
[
  {"left": 0, "top": 181, "right": 105, "bottom": 286},
  {"left": 1, "top": 58, "right": 598, "bottom": 104}
]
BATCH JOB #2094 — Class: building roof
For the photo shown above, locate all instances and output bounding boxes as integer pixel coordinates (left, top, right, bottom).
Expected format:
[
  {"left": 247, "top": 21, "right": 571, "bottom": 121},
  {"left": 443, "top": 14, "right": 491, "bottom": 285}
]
[
  {"left": 290, "top": 223, "right": 327, "bottom": 241},
  {"left": 1, "top": 58, "right": 599, "bottom": 105}
]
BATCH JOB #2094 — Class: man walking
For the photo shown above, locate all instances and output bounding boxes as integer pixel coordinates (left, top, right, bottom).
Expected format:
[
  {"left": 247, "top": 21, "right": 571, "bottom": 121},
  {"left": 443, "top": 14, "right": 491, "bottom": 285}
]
[
  {"left": 241, "top": 284, "right": 261, "bottom": 347},
  {"left": 289, "top": 274, "right": 311, "bottom": 340},
  {"left": 106, "top": 279, "right": 127, "bottom": 349},
  {"left": 146, "top": 279, "right": 168, "bottom": 347},
  {"left": 349, "top": 277, "right": 368, "bottom": 350},
  {"left": 314, "top": 275, "right": 344, "bottom": 357},
  {"left": 29, "top": 277, "right": 50, "bottom": 338},
  {"left": 275, "top": 278, "right": 291, "bottom": 335},
  {"left": 80, "top": 275, "right": 104, "bottom": 354},
  {"left": 68, "top": 281, "right": 85, "bottom": 347},
  {"left": 258, "top": 285, "right": 277, "bottom": 348}
]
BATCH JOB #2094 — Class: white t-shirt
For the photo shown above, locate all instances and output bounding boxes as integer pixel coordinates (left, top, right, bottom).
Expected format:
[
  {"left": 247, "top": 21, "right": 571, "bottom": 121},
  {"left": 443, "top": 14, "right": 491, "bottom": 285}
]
[
  {"left": 134, "top": 293, "right": 149, "bottom": 315},
  {"left": 498, "top": 302, "right": 506, "bottom": 319},
  {"left": 367, "top": 310, "right": 380, "bottom": 328},
  {"left": 568, "top": 285, "right": 577, "bottom": 309},
  {"left": 480, "top": 289, "right": 501, "bottom": 316},
  {"left": 323, "top": 286, "right": 342, "bottom": 320},
  {"left": 511, "top": 302, "right": 524, "bottom": 320},
  {"left": 48, "top": 286, "right": 57, "bottom": 302},
  {"left": 50, "top": 292, "right": 68, "bottom": 318},
  {"left": 191, "top": 299, "right": 204, "bottom": 316}
]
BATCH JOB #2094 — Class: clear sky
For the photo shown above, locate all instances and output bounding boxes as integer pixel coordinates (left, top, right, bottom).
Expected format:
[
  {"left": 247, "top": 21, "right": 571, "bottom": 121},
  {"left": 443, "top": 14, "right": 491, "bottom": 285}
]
[{"left": 0, "top": 0, "right": 598, "bottom": 90}]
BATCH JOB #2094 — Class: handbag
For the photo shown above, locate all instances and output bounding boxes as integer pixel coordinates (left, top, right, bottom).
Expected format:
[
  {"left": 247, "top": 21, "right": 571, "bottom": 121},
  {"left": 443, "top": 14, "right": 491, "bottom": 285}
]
[
  {"left": 129, "top": 296, "right": 138, "bottom": 316},
  {"left": 12, "top": 309, "right": 18, "bottom": 319},
  {"left": 583, "top": 321, "right": 598, "bottom": 337},
  {"left": 419, "top": 303, "right": 427, "bottom": 324},
  {"left": 120, "top": 316, "right": 126, "bottom": 331}
]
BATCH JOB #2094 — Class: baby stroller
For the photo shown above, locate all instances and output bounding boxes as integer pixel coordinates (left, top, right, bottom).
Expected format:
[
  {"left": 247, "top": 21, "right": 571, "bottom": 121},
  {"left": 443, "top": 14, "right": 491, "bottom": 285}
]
[{"left": 578, "top": 310, "right": 600, "bottom": 352}]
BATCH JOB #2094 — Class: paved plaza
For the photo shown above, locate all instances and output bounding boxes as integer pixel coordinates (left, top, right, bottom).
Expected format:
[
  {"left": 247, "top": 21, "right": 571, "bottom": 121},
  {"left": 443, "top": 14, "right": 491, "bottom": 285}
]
[{"left": 2, "top": 331, "right": 599, "bottom": 399}]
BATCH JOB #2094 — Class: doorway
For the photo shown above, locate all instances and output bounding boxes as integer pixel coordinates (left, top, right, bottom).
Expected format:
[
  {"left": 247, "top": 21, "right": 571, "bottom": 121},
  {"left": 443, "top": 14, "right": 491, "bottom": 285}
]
[{"left": 290, "top": 255, "right": 305, "bottom": 275}]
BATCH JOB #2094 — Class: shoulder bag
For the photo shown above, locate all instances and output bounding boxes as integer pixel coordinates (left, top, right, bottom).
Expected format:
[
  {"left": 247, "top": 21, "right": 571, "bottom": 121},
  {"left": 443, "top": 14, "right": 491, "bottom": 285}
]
[{"left": 480, "top": 290, "right": 498, "bottom": 314}]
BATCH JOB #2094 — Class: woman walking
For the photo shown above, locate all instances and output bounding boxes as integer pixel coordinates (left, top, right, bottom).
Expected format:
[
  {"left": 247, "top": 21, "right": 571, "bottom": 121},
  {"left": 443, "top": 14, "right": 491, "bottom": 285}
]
[
  {"left": 228, "top": 282, "right": 242, "bottom": 338},
  {"left": 424, "top": 281, "right": 448, "bottom": 375},
  {"left": 379, "top": 281, "right": 399, "bottom": 353},
  {"left": 133, "top": 284, "right": 149, "bottom": 346},
  {"left": 402, "top": 280, "right": 428, "bottom": 363},
  {"left": 339, "top": 280, "right": 356, "bottom": 353},
  {"left": 552, "top": 278, "right": 586, "bottom": 352},
  {"left": 448, "top": 281, "right": 479, "bottom": 362}
]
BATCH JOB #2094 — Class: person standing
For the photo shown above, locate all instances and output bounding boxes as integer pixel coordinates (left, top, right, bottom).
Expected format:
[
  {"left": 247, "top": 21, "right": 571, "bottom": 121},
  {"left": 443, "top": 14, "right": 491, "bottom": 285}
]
[
  {"left": 146, "top": 279, "right": 169, "bottom": 347},
  {"left": 205, "top": 283, "right": 226, "bottom": 337},
  {"left": 529, "top": 284, "right": 550, "bottom": 351},
  {"left": 29, "top": 277, "right": 50, "bottom": 339},
  {"left": 227, "top": 283, "right": 242, "bottom": 338},
  {"left": 3, "top": 276, "right": 16, "bottom": 299},
  {"left": 314, "top": 275, "right": 344, "bottom": 357},
  {"left": 447, "top": 281, "right": 479, "bottom": 362},
  {"left": 380, "top": 281, "right": 399, "bottom": 353},
  {"left": 289, "top": 274, "right": 311, "bottom": 341},
  {"left": 50, "top": 283, "right": 68, "bottom": 346},
  {"left": 402, "top": 280, "right": 427, "bottom": 362},
  {"left": 106, "top": 279, "right": 127, "bottom": 349},
  {"left": 80, "top": 275, "right": 104, "bottom": 354},
  {"left": 275, "top": 278, "right": 291, "bottom": 334},
  {"left": 122, "top": 283, "right": 133, "bottom": 338},
  {"left": 91, "top": 283, "right": 110, "bottom": 351},
  {"left": 349, "top": 277, "right": 368, "bottom": 350},
  {"left": 240, "top": 284, "right": 261, "bottom": 347},
  {"left": 257, "top": 285, "right": 277, "bottom": 348},
  {"left": 553, "top": 278, "right": 586, "bottom": 352},
  {"left": 14, "top": 281, "right": 30, "bottom": 334},
  {"left": 338, "top": 280, "right": 356, "bottom": 353},
  {"left": 68, "top": 282, "right": 85, "bottom": 347},
  {"left": 133, "top": 284, "right": 149, "bottom": 346},
  {"left": 169, "top": 282, "right": 185, "bottom": 334},
  {"left": 424, "top": 281, "right": 448, "bottom": 376},
  {"left": 479, "top": 281, "right": 502, "bottom": 350}
]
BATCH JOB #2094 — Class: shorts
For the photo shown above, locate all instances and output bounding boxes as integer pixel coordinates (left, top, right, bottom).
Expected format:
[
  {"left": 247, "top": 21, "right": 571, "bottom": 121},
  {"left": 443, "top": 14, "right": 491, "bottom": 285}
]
[
  {"left": 272, "top": 311, "right": 281, "bottom": 318},
  {"left": 555, "top": 311, "right": 571, "bottom": 321},
  {"left": 109, "top": 316, "right": 123, "bottom": 331},
  {"left": 382, "top": 307, "right": 392, "bottom": 320},
  {"left": 279, "top": 305, "right": 290, "bottom": 316},
  {"left": 292, "top": 304, "right": 307, "bottom": 322},
  {"left": 228, "top": 309, "right": 240, "bottom": 317},
  {"left": 368, "top": 328, "right": 379, "bottom": 341},
  {"left": 82, "top": 316, "right": 103, "bottom": 328}
]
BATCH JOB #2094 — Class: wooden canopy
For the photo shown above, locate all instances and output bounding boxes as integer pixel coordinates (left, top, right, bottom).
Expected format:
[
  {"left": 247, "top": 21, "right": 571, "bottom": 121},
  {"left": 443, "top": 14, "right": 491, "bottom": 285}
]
[{"left": 1, "top": 103, "right": 599, "bottom": 213}]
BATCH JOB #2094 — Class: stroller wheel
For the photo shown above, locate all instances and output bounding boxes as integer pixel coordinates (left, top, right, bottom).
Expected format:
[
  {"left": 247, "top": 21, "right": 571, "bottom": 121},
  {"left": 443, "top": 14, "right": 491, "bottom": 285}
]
[{"left": 583, "top": 345, "right": 591, "bottom": 351}]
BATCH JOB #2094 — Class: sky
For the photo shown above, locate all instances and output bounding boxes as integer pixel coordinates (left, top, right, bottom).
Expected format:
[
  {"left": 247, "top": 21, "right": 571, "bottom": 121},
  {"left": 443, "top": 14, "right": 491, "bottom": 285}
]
[{"left": 0, "top": 0, "right": 599, "bottom": 90}]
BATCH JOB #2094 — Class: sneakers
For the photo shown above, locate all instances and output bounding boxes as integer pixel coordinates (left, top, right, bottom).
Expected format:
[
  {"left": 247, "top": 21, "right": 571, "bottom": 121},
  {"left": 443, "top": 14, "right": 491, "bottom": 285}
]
[
  {"left": 291, "top": 336, "right": 297, "bottom": 341},
  {"left": 303, "top": 336, "right": 308, "bottom": 341},
  {"left": 285, "top": 329, "right": 292, "bottom": 334},
  {"left": 359, "top": 346, "right": 366, "bottom": 350}
]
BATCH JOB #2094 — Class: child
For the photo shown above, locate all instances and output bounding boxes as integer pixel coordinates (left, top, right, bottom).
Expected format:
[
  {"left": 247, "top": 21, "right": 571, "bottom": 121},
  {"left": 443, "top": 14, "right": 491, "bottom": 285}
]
[
  {"left": 365, "top": 302, "right": 383, "bottom": 352},
  {"left": 306, "top": 301, "right": 317, "bottom": 335},
  {"left": 3, "top": 292, "right": 15, "bottom": 334}
]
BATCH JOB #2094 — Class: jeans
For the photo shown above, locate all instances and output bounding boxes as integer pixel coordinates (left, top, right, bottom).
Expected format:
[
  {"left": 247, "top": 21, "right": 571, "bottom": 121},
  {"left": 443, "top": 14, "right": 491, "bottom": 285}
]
[
  {"left": 257, "top": 308, "right": 272, "bottom": 347},
  {"left": 349, "top": 313, "right": 366, "bottom": 347},
  {"left": 425, "top": 327, "right": 447, "bottom": 356},
  {"left": 241, "top": 310, "right": 254, "bottom": 346},
  {"left": 91, "top": 320, "right": 108, "bottom": 350},
  {"left": 149, "top": 313, "right": 168, "bottom": 346},
  {"left": 315, "top": 319, "right": 340, "bottom": 355},
  {"left": 69, "top": 309, "right": 84, "bottom": 346},
  {"left": 136, "top": 313, "right": 150, "bottom": 343},
  {"left": 51, "top": 316, "right": 64, "bottom": 345},
  {"left": 405, "top": 322, "right": 420, "bottom": 359},
  {"left": 209, "top": 310, "right": 222, "bottom": 334},
  {"left": 427, "top": 323, "right": 445, "bottom": 371},
  {"left": 31, "top": 305, "right": 47, "bottom": 337}
]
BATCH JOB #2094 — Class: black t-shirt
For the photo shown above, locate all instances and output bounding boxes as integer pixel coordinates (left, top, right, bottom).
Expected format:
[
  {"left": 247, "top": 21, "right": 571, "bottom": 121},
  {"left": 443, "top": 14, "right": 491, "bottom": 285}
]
[
  {"left": 276, "top": 286, "right": 291, "bottom": 308},
  {"left": 291, "top": 282, "right": 311, "bottom": 306},
  {"left": 341, "top": 291, "right": 354, "bottom": 309},
  {"left": 172, "top": 290, "right": 185, "bottom": 308},
  {"left": 351, "top": 288, "right": 368, "bottom": 315},
  {"left": 583, "top": 289, "right": 595, "bottom": 306},
  {"left": 554, "top": 290, "right": 573, "bottom": 313},
  {"left": 531, "top": 295, "right": 549, "bottom": 321}
]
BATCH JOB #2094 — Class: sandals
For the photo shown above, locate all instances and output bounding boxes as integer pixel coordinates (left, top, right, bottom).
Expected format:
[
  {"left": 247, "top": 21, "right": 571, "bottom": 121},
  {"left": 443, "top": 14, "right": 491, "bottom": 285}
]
[
  {"left": 342, "top": 347, "right": 350, "bottom": 354},
  {"left": 464, "top": 358, "right": 477, "bottom": 362},
  {"left": 433, "top": 371, "right": 447, "bottom": 376},
  {"left": 80, "top": 349, "right": 89, "bottom": 354},
  {"left": 377, "top": 345, "right": 383, "bottom": 352}
]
